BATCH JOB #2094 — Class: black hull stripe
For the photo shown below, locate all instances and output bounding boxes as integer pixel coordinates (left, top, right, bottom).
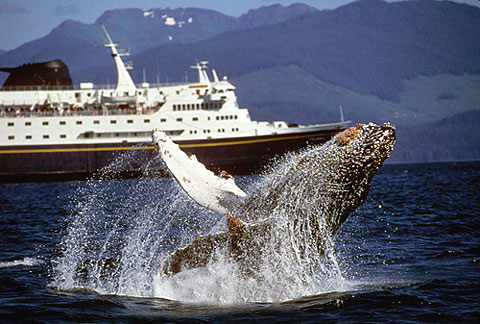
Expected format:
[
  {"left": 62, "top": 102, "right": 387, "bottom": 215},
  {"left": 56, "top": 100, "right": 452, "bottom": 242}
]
[{"left": 0, "top": 132, "right": 334, "bottom": 154}]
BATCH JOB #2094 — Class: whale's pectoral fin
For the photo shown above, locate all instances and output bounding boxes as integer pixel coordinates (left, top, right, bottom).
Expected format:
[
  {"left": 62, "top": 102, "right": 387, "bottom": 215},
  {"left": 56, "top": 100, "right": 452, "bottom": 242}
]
[{"left": 152, "top": 129, "right": 247, "bottom": 216}]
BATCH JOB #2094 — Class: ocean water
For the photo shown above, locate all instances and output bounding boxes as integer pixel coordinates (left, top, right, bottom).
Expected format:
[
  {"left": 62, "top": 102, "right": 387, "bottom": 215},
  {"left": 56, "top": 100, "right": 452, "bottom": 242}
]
[{"left": 0, "top": 161, "right": 479, "bottom": 323}]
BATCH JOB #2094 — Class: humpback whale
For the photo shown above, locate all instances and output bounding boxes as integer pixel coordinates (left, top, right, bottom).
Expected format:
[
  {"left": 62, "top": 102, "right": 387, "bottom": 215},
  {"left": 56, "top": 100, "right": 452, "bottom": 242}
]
[{"left": 152, "top": 122, "right": 395, "bottom": 276}]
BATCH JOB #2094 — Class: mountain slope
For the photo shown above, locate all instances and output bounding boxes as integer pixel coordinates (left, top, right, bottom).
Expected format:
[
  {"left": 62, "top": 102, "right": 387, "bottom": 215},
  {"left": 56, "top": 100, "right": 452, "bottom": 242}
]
[
  {"left": 237, "top": 3, "right": 316, "bottom": 28},
  {"left": 391, "top": 110, "right": 480, "bottom": 162},
  {"left": 0, "top": 4, "right": 317, "bottom": 79},
  {"left": 117, "top": 0, "right": 480, "bottom": 103}
]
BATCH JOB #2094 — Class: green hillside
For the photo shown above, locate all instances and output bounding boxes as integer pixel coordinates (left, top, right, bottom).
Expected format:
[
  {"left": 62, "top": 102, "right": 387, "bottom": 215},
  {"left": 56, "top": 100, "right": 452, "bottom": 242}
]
[{"left": 233, "top": 66, "right": 480, "bottom": 126}]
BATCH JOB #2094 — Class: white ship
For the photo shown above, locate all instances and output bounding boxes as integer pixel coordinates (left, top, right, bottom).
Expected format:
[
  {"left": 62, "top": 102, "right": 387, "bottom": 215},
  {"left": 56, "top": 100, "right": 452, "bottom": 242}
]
[{"left": 0, "top": 24, "right": 349, "bottom": 183}]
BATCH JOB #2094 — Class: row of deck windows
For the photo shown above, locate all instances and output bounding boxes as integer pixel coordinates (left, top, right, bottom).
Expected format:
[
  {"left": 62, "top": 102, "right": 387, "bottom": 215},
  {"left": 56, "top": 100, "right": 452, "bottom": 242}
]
[
  {"left": 216, "top": 115, "right": 238, "bottom": 121},
  {"left": 6, "top": 119, "right": 155, "bottom": 127},
  {"left": 189, "top": 128, "right": 238, "bottom": 135},
  {"left": 7, "top": 126, "right": 242, "bottom": 141},
  {"left": 172, "top": 103, "right": 221, "bottom": 111},
  {"left": 7, "top": 134, "right": 67, "bottom": 140},
  {"left": 7, "top": 115, "right": 237, "bottom": 128}
]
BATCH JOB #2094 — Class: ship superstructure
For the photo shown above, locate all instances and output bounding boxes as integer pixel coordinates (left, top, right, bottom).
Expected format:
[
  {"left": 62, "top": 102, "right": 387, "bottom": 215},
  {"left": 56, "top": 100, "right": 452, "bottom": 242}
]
[{"left": 0, "top": 24, "right": 349, "bottom": 183}]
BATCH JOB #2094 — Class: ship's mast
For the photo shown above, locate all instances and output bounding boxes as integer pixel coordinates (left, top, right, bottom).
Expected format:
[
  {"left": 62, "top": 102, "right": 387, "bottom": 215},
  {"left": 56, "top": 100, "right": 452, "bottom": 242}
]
[
  {"left": 190, "top": 61, "right": 210, "bottom": 85},
  {"left": 100, "top": 23, "right": 136, "bottom": 94}
]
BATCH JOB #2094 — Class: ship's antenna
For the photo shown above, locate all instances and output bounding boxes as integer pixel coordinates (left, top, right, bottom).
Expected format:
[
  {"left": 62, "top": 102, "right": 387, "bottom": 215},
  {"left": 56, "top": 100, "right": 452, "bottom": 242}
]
[{"left": 100, "top": 22, "right": 136, "bottom": 93}]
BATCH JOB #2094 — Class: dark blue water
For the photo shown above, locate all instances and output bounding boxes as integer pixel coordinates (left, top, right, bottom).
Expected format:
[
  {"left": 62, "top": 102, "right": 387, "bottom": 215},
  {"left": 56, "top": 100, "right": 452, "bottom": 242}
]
[{"left": 1, "top": 161, "right": 479, "bottom": 323}]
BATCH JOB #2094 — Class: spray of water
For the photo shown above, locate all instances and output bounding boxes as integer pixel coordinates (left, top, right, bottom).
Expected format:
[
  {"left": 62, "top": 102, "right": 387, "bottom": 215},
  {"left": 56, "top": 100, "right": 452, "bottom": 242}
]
[{"left": 51, "top": 123, "right": 395, "bottom": 304}]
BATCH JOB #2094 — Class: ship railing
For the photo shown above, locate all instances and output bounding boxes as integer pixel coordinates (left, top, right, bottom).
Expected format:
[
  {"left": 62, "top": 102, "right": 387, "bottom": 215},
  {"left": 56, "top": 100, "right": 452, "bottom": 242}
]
[
  {"left": 0, "top": 103, "right": 162, "bottom": 118},
  {"left": 0, "top": 81, "right": 194, "bottom": 92}
]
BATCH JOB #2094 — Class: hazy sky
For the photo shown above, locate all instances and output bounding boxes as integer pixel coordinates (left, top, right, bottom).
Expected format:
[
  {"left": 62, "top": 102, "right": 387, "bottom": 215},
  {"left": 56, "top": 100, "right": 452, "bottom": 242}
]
[{"left": 0, "top": 0, "right": 479, "bottom": 51}]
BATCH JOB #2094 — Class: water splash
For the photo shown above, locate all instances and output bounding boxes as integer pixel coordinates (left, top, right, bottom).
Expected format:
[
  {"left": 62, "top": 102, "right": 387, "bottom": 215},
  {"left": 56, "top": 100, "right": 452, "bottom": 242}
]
[{"left": 51, "top": 128, "right": 395, "bottom": 303}]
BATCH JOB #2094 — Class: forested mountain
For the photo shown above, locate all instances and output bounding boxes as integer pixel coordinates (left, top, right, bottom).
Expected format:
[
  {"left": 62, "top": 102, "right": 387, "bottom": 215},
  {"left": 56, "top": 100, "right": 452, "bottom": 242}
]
[{"left": 0, "top": 4, "right": 315, "bottom": 76}]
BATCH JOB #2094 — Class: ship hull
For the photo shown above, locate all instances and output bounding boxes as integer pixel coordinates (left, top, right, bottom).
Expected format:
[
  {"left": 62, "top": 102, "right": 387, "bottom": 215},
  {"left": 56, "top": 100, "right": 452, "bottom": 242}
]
[{"left": 0, "top": 129, "right": 341, "bottom": 183}]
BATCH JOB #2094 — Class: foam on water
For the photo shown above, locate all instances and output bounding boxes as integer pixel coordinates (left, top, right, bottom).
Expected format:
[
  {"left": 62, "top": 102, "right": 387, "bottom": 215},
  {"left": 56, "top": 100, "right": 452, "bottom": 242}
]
[
  {"left": 51, "top": 126, "right": 395, "bottom": 304},
  {"left": 0, "top": 257, "right": 45, "bottom": 269}
]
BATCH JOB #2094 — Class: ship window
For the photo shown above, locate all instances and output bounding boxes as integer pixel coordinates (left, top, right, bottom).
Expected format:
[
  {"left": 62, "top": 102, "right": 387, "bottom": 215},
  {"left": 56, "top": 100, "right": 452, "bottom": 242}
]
[
  {"left": 187, "top": 104, "right": 191, "bottom": 110},
  {"left": 176, "top": 118, "right": 183, "bottom": 122},
  {"left": 8, "top": 135, "right": 14, "bottom": 140},
  {"left": 94, "top": 120, "right": 100, "bottom": 124},
  {"left": 234, "top": 115, "right": 238, "bottom": 119},
  {"left": 115, "top": 133, "right": 120, "bottom": 137},
  {"left": 76, "top": 121, "right": 82, "bottom": 125},
  {"left": 60, "top": 121, "right": 66, "bottom": 125},
  {"left": 25, "top": 122, "right": 31, "bottom": 126},
  {"left": 110, "top": 120, "right": 116, "bottom": 124},
  {"left": 216, "top": 116, "right": 219, "bottom": 120},
  {"left": 221, "top": 116, "right": 224, "bottom": 120},
  {"left": 96, "top": 133, "right": 102, "bottom": 138},
  {"left": 127, "top": 120, "right": 133, "bottom": 124},
  {"left": 192, "top": 117, "right": 198, "bottom": 121},
  {"left": 182, "top": 104, "right": 186, "bottom": 110},
  {"left": 26, "top": 135, "right": 32, "bottom": 140},
  {"left": 160, "top": 118, "right": 166, "bottom": 122},
  {"left": 144, "top": 119, "right": 150, "bottom": 123},
  {"left": 75, "top": 92, "right": 80, "bottom": 98},
  {"left": 43, "top": 135, "right": 49, "bottom": 139},
  {"left": 173, "top": 105, "right": 176, "bottom": 111},
  {"left": 42, "top": 121, "right": 49, "bottom": 126},
  {"left": 60, "top": 134, "right": 66, "bottom": 139},
  {"left": 7, "top": 122, "right": 14, "bottom": 127}
]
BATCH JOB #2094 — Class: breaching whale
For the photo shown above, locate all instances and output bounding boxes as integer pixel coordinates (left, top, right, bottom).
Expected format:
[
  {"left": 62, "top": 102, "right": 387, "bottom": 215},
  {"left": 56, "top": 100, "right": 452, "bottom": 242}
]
[{"left": 152, "top": 123, "right": 396, "bottom": 276}]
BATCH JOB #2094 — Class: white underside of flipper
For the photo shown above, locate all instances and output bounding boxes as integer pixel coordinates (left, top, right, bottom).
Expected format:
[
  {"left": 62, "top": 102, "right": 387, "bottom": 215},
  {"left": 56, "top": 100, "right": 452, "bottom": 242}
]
[{"left": 152, "top": 129, "right": 247, "bottom": 216}]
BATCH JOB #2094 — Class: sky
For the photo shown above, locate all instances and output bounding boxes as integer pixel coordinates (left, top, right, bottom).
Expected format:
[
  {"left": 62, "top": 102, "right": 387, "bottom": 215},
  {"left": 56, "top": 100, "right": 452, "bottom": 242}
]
[{"left": 0, "top": 0, "right": 479, "bottom": 51}]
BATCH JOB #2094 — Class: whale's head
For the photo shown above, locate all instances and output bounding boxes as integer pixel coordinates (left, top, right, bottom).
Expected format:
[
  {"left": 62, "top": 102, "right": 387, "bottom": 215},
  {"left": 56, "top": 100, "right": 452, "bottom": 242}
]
[
  {"left": 334, "top": 122, "right": 396, "bottom": 171},
  {"left": 240, "top": 122, "right": 395, "bottom": 241}
]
